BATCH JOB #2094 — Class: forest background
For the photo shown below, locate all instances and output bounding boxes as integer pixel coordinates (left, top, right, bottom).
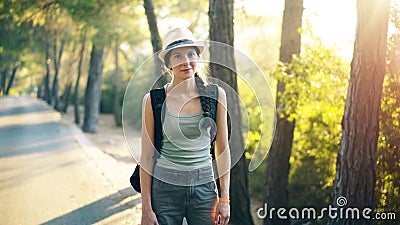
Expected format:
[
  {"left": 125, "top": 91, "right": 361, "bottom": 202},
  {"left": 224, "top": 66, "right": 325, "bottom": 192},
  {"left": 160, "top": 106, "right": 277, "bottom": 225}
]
[{"left": 1, "top": 0, "right": 399, "bottom": 224}]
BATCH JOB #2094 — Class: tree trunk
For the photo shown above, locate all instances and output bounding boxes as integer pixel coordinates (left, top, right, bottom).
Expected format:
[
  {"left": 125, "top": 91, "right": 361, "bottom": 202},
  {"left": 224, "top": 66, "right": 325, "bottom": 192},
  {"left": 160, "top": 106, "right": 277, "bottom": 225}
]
[
  {"left": 113, "top": 41, "right": 122, "bottom": 127},
  {"left": 143, "top": 0, "right": 165, "bottom": 87},
  {"left": 52, "top": 37, "right": 65, "bottom": 111},
  {"left": 263, "top": 1, "right": 303, "bottom": 225},
  {"left": 5, "top": 65, "right": 18, "bottom": 95},
  {"left": 52, "top": 37, "right": 59, "bottom": 109},
  {"left": 61, "top": 81, "right": 72, "bottom": 113},
  {"left": 82, "top": 42, "right": 104, "bottom": 133},
  {"left": 74, "top": 38, "right": 86, "bottom": 125},
  {"left": 1, "top": 67, "right": 9, "bottom": 96},
  {"left": 61, "top": 41, "right": 78, "bottom": 113},
  {"left": 329, "top": 1, "right": 390, "bottom": 225},
  {"left": 44, "top": 40, "right": 52, "bottom": 105},
  {"left": 209, "top": 0, "right": 254, "bottom": 224},
  {"left": 37, "top": 76, "right": 44, "bottom": 99}
]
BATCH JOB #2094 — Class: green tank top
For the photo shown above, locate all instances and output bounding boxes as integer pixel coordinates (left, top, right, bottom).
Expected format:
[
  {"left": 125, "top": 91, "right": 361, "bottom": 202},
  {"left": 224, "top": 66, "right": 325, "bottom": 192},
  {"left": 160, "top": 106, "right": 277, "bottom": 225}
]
[{"left": 155, "top": 108, "right": 212, "bottom": 170}]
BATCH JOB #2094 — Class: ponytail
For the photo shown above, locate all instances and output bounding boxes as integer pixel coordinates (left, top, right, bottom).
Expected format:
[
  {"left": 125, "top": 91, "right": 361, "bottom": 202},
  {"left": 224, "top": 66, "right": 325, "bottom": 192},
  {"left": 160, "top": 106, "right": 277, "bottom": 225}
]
[{"left": 195, "top": 73, "right": 210, "bottom": 116}]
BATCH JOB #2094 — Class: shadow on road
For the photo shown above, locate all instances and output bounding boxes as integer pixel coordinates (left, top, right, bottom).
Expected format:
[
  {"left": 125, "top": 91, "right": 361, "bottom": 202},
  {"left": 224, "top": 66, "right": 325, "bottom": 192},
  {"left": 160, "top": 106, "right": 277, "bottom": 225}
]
[{"left": 41, "top": 187, "right": 141, "bottom": 225}]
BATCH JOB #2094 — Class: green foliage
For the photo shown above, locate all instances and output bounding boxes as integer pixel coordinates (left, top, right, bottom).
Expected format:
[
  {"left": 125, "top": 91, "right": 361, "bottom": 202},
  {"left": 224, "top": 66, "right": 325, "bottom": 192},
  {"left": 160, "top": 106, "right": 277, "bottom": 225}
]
[
  {"left": 0, "top": 1, "right": 46, "bottom": 96},
  {"left": 63, "top": 0, "right": 142, "bottom": 46},
  {"left": 239, "top": 77, "right": 262, "bottom": 157},
  {"left": 0, "top": 17, "right": 32, "bottom": 68},
  {"left": 233, "top": 6, "right": 282, "bottom": 203},
  {"left": 238, "top": 68, "right": 276, "bottom": 202},
  {"left": 288, "top": 38, "right": 349, "bottom": 208},
  {"left": 244, "top": 28, "right": 350, "bottom": 209},
  {"left": 0, "top": 0, "right": 148, "bottom": 96},
  {"left": 248, "top": 160, "right": 266, "bottom": 201}
]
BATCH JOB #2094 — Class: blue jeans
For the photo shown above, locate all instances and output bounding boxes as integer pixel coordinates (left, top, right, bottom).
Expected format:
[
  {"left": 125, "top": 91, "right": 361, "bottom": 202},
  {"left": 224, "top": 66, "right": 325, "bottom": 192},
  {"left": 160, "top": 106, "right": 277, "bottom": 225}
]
[{"left": 151, "top": 165, "right": 218, "bottom": 225}]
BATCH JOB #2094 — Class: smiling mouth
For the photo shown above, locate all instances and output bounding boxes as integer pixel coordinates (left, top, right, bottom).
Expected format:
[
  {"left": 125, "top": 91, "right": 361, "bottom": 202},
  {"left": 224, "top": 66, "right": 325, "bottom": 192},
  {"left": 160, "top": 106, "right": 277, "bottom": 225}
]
[{"left": 181, "top": 68, "right": 192, "bottom": 72}]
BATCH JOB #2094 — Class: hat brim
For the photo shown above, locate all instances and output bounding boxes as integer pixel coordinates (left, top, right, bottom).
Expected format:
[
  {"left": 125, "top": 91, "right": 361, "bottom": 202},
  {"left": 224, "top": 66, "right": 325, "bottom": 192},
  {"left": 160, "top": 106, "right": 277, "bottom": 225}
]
[{"left": 158, "top": 43, "right": 205, "bottom": 62}]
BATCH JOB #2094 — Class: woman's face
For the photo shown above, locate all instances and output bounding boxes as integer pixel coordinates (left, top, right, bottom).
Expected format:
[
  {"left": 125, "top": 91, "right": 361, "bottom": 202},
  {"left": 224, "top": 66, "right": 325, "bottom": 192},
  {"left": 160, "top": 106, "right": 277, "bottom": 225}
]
[{"left": 167, "top": 47, "right": 199, "bottom": 80}]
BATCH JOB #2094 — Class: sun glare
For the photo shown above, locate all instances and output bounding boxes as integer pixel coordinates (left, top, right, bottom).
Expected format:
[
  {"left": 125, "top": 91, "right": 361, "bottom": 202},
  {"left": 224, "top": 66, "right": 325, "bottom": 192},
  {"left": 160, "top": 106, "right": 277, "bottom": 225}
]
[
  {"left": 244, "top": 0, "right": 283, "bottom": 16},
  {"left": 303, "top": 0, "right": 357, "bottom": 61},
  {"left": 245, "top": 0, "right": 358, "bottom": 61}
]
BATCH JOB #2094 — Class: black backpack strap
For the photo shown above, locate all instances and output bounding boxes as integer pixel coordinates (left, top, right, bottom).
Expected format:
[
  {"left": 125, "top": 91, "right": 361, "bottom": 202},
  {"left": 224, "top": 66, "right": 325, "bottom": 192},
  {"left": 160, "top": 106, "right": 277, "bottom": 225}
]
[
  {"left": 150, "top": 84, "right": 218, "bottom": 156},
  {"left": 205, "top": 85, "right": 221, "bottom": 192},
  {"left": 150, "top": 87, "right": 166, "bottom": 154},
  {"left": 206, "top": 84, "right": 218, "bottom": 126},
  {"left": 200, "top": 84, "right": 219, "bottom": 160},
  {"left": 207, "top": 84, "right": 219, "bottom": 142}
]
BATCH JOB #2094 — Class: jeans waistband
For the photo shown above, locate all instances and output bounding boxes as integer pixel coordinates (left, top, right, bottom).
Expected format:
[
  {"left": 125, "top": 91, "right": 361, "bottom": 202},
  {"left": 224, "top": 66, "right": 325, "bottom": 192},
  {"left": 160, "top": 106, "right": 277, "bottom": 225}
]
[{"left": 153, "top": 164, "right": 214, "bottom": 186}]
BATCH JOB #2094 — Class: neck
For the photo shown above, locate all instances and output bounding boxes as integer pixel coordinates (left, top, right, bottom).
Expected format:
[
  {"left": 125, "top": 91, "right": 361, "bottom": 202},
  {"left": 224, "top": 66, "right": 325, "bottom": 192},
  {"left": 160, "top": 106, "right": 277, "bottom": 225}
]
[{"left": 169, "top": 76, "right": 197, "bottom": 95}]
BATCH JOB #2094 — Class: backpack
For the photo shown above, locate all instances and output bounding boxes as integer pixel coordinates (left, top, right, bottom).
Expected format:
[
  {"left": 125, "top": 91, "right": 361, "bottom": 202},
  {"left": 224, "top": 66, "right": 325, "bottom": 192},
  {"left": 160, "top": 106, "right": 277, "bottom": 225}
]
[{"left": 130, "top": 84, "right": 219, "bottom": 193}]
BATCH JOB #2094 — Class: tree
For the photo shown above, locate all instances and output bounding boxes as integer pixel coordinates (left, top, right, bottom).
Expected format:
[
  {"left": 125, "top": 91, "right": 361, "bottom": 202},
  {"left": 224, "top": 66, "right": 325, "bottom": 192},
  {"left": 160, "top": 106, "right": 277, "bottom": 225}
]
[
  {"left": 82, "top": 38, "right": 105, "bottom": 133},
  {"left": 51, "top": 35, "right": 65, "bottom": 111},
  {"left": 60, "top": 40, "right": 79, "bottom": 113},
  {"left": 0, "top": 67, "right": 8, "bottom": 95},
  {"left": 113, "top": 39, "right": 122, "bottom": 126},
  {"left": 263, "top": 0, "right": 303, "bottom": 224},
  {"left": 209, "top": 0, "right": 254, "bottom": 224},
  {"left": 143, "top": 0, "right": 162, "bottom": 55},
  {"left": 63, "top": 0, "right": 125, "bottom": 133},
  {"left": 74, "top": 36, "right": 86, "bottom": 125},
  {"left": 38, "top": 3, "right": 71, "bottom": 107},
  {"left": 0, "top": 13, "right": 32, "bottom": 96},
  {"left": 5, "top": 64, "right": 19, "bottom": 95},
  {"left": 44, "top": 37, "right": 52, "bottom": 104},
  {"left": 143, "top": 0, "right": 164, "bottom": 87},
  {"left": 329, "top": 0, "right": 390, "bottom": 224}
]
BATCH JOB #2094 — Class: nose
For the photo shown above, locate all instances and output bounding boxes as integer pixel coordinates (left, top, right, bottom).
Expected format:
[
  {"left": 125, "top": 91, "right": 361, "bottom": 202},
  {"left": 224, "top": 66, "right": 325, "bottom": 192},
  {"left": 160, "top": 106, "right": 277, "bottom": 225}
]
[{"left": 182, "top": 55, "right": 191, "bottom": 64}]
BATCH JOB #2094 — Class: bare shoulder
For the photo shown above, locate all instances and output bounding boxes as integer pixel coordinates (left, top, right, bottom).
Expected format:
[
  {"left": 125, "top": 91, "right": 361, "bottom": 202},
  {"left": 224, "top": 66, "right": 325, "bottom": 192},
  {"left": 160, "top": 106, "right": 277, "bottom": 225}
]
[
  {"left": 143, "top": 92, "right": 151, "bottom": 103},
  {"left": 217, "top": 86, "right": 227, "bottom": 104},
  {"left": 217, "top": 86, "right": 226, "bottom": 95},
  {"left": 142, "top": 93, "right": 152, "bottom": 111}
]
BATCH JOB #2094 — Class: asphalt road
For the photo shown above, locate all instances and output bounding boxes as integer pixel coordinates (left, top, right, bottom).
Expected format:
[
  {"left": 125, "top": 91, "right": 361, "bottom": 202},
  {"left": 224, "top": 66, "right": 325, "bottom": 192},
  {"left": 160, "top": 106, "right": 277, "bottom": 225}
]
[{"left": 0, "top": 96, "right": 140, "bottom": 225}]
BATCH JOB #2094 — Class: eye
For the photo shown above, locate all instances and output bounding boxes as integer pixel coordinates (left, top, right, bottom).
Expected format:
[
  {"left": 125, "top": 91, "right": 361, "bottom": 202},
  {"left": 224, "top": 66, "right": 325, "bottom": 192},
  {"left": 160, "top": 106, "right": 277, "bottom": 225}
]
[
  {"left": 188, "top": 52, "right": 197, "bottom": 58},
  {"left": 174, "top": 54, "right": 182, "bottom": 59}
]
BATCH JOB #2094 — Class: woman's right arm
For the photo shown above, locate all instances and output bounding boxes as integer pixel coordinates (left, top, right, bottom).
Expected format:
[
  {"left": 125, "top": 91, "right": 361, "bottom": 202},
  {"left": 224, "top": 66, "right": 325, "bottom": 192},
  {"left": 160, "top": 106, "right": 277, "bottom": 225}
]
[{"left": 140, "top": 93, "right": 159, "bottom": 225}]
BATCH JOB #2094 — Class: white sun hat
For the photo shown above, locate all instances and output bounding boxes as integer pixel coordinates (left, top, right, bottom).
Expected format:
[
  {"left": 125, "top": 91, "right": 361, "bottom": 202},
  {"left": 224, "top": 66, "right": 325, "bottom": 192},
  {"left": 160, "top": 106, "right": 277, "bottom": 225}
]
[{"left": 158, "top": 27, "right": 205, "bottom": 62}]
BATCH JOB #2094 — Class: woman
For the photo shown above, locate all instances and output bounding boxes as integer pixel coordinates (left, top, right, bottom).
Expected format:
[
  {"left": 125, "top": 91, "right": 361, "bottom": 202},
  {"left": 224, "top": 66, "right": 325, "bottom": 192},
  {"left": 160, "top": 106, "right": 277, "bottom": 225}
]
[{"left": 140, "top": 27, "right": 231, "bottom": 225}]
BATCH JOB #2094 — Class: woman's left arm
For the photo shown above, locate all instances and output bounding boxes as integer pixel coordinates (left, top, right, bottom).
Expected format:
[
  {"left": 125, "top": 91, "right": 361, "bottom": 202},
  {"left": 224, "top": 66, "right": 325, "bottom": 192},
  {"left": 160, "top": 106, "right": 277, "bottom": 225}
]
[{"left": 214, "top": 87, "right": 231, "bottom": 225}]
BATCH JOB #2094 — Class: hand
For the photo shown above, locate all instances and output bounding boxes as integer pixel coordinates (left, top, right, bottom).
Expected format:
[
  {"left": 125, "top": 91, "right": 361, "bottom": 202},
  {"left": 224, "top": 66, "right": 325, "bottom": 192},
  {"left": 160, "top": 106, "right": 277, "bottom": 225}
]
[
  {"left": 141, "top": 208, "right": 159, "bottom": 225},
  {"left": 214, "top": 202, "right": 230, "bottom": 225}
]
